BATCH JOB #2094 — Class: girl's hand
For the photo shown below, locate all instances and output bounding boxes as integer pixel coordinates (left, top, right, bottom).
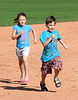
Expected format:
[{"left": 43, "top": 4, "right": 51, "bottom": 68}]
[
  {"left": 64, "top": 45, "right": 68, "bottom": 49},
  {"left": 19, "top": 30, "right": 24, "bottom": 35},
  {"left": 34, "top": 39, "right": 37, "bottom": 44}
]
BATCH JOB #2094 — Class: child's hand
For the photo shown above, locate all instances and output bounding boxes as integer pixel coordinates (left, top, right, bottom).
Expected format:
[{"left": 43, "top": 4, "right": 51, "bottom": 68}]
[
  {"left": 64, "top": 45, "right": 68, "bottom": 50},
  {"left": 34, "top": 39, "right": 37, "bottom": 44},
  {"left": 51, "top": 34, "right": 55, "bottom": 39},
  {"left": 19, "top": 30, "right": 24, "bottom": 35}
]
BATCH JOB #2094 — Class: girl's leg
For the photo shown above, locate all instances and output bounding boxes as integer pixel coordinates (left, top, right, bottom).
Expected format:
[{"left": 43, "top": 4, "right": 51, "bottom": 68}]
[
  {"left": 22, "top": 56, "right": 29, "bottom": 81},
  {"left": 19, "top": 59, "right": 24, "bottom": 81}
]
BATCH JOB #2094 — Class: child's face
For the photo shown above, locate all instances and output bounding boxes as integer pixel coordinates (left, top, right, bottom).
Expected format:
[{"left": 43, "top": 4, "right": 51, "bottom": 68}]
[
  {"left": 18, "top": 16, "right": 26, "bottom": 26},
  {"left": 46, "top": 21, "right": 56, "bottom": 32}
]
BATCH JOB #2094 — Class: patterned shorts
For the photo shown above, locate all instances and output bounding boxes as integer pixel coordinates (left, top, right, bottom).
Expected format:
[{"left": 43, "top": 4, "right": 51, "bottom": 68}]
[{"left": 41, "top": 56, "right": 63, "bottom": 74}]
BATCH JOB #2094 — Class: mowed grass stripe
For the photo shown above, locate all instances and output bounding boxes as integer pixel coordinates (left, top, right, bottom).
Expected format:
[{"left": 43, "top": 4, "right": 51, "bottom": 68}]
[{"left": 0, "top": 0, "right": 78, "bottom": 26}]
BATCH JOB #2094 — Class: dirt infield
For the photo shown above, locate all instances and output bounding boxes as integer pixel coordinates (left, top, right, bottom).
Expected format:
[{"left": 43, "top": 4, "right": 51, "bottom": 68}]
[{"left": 0, "top": 22, "right": 78, "bottom": 100}]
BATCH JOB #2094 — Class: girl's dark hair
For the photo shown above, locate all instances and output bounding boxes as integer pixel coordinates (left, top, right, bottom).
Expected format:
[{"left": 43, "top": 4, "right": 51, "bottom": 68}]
[
  {"left": 46, "top": 16, "right": 56, "bottom": 25},
  {"left": 14, "top": 12, "right": 27, "bottom": 23}
]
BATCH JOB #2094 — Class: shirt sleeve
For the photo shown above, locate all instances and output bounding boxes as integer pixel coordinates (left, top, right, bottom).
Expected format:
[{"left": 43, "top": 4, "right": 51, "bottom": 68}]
[
  {"left": 40, "top": 32, "right": 47, "bottom": 43},
  {"left": 28, "top": 25, "right": 32, "bottom": 31},
  {"left": 57, "top": 32, "right": 62, "bottom": 40},
  {"left": 13, "top": 25, "right": 17, "bottom": 30}
]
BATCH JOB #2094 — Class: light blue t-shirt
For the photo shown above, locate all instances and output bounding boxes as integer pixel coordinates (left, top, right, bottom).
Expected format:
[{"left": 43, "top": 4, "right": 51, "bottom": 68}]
[
  {"left": 13, "top": 24, "right": 32, "bottom": 48},
  {"left": 40, "top": 30, "right": 62, "bottom": 62}
]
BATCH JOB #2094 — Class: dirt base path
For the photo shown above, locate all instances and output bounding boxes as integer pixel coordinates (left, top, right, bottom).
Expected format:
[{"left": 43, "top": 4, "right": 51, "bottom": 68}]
[{"left": 0, "top": 22, "right": 78, "bottom": 100}]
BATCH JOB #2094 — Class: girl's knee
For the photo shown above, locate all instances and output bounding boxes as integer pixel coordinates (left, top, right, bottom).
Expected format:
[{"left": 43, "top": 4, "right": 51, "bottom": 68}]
[{"left": 23, "top": 56, "right": 28, "bottom": 62}]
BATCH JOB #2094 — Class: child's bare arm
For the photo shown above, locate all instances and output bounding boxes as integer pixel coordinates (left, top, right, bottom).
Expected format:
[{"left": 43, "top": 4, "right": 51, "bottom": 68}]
[
  {"left": 12, "top": 29, "right": 23, "bottom": 40},
  {"left": 58, "top": 39, "right": 68, "bottom": 49},
  {"left": 43, "top": 34, "right": 55, "bottom": 47},
  {"left": 31, "top": 28, "right": 37, "bottom": 44}
]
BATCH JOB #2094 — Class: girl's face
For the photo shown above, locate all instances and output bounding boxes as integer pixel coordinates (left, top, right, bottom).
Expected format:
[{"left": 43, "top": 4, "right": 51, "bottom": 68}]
[
  {"left": 18, "top": 16, "right": 26, "bottom": 26},
  {"left": 46, "top": 21, "right": 56, "bottom": 32}
]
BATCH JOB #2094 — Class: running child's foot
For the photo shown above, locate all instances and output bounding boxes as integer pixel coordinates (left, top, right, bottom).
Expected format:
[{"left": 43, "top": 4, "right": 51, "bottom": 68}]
[
  {"left": 40, "top": 82, "right": 48, "bottom": 91},
  {"left": 24, "top": 75, "right": 30, "bottom": 83},
  {"left": 20, "top": 77, "right": 24, "bottom": 82},
  {"left": 20, "top": 73, "right": 26, "bottom": 82},
  {"left": 24, "top": 78, "right": 30, "bottom": 83},
  {"left": 54, "top": 78, "right": 61, "bottom": 87}
]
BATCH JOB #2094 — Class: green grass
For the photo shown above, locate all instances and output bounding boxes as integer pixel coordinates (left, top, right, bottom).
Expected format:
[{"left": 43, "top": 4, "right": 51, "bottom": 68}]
[{"left": 0, "top": 0, "right": 78, "bottom": 26}]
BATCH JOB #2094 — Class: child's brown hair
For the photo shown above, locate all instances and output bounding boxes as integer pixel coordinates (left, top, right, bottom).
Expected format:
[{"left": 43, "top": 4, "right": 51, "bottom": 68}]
[
  {"left": 46, "top": 16, "right": 56, "bottom": 25},
  {"left": 14, "top": 12, "right": 27, "bottom": 23}
]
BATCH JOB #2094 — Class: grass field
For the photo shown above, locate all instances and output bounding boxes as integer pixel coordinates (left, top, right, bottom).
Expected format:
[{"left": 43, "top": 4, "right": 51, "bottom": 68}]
[{"left": 0, "top": 0, "right": 78, "bottom": 26}]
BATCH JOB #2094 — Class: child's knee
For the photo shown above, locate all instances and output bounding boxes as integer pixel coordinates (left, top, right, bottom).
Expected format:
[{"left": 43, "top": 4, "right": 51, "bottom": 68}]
[{"left": 22, "top": 56, "right": 28, "bottom": 62}]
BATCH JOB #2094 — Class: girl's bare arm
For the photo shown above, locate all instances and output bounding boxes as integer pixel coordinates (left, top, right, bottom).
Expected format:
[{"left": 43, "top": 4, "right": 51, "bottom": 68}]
[
  {"left": 31, "top": 28, "right": 37, "bottom": 44},
  {"left": 12, "top": 29, "right": 23, "bottom": 40}
]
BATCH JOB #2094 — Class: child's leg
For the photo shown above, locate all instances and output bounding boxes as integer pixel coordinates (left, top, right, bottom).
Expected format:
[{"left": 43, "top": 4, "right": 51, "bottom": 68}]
[
  {"left": 54, "top": 69, "right": 59, "bottom": 79},
  {"left": 40, "top": 61, "right": 52, "bottom": 91},
  {"left": 41, "top": 73, "right": 47, "bottom": 84},
  {"left": 40, "top": 73, "right": 48, "bottom": 91},
  {"left": 52, "top": 56, "right": 62, "bottom": 87},
  {"left": 22, "top": 56, "right": 29, "bottom": 81},
  {"left": 19, "top": 59, "right": 24, "bottom": 81},
  {"left": 54, "top": 69, "right": 61, "bottom": 87}
]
